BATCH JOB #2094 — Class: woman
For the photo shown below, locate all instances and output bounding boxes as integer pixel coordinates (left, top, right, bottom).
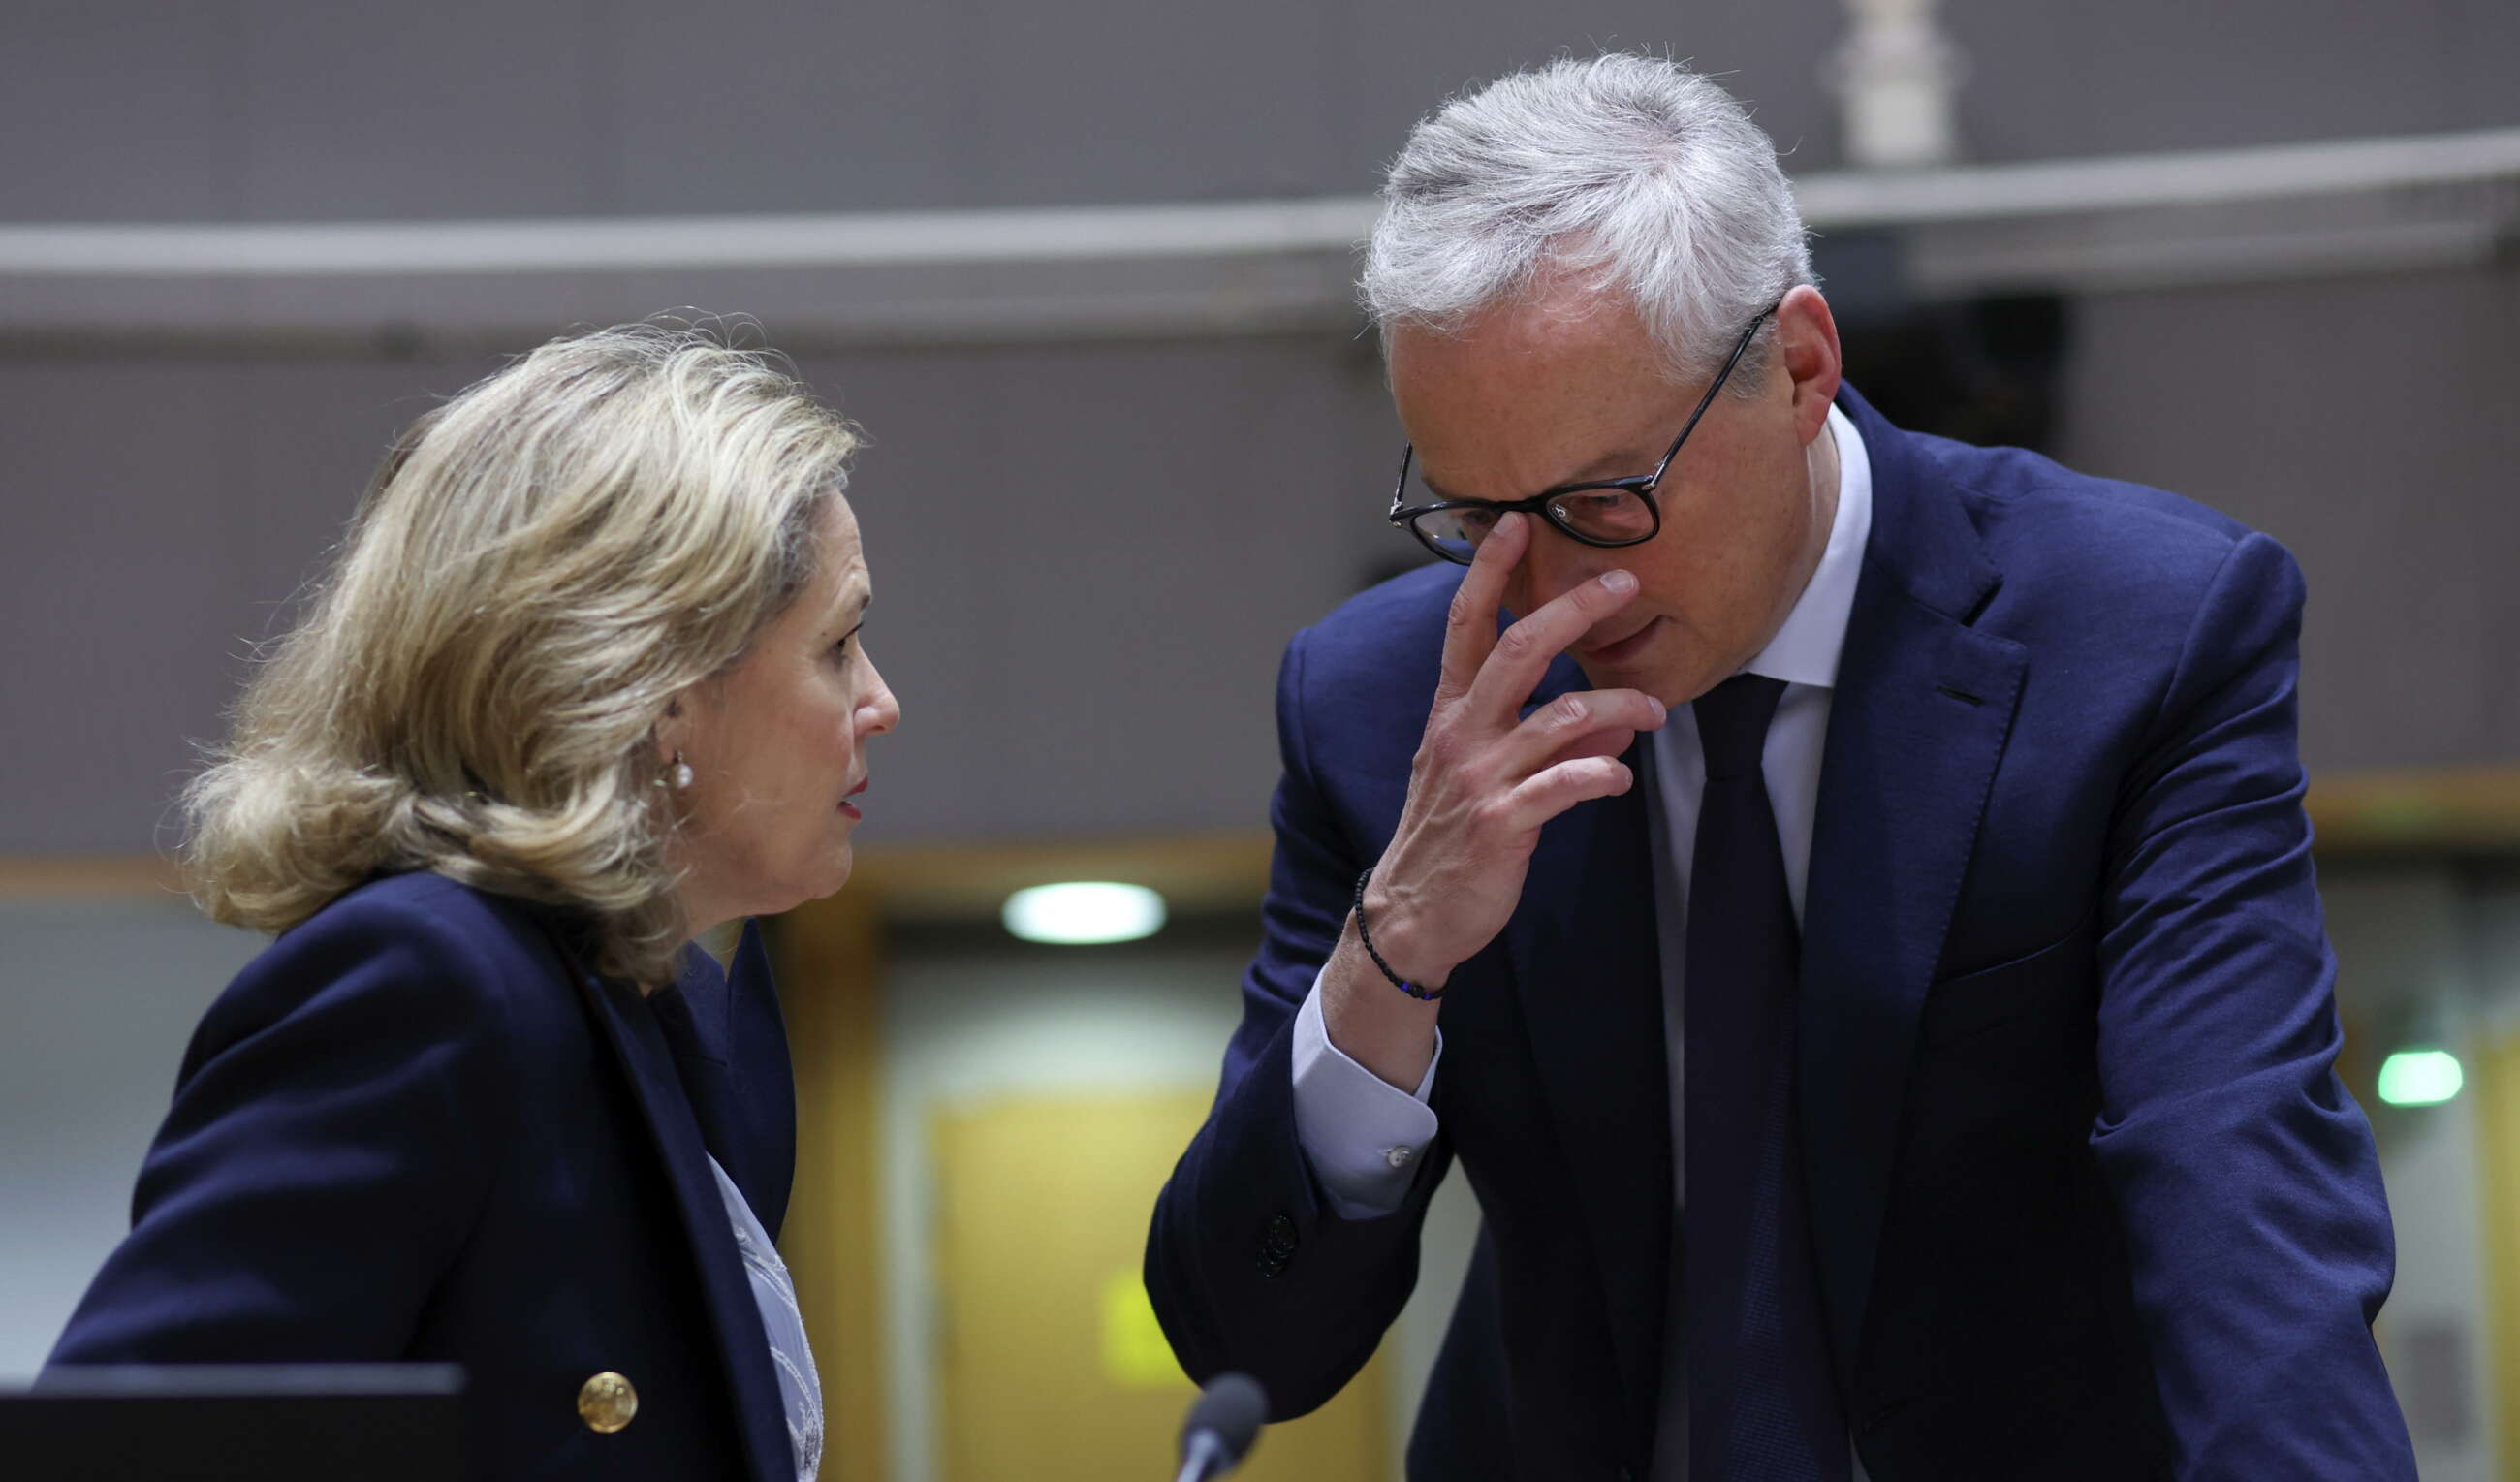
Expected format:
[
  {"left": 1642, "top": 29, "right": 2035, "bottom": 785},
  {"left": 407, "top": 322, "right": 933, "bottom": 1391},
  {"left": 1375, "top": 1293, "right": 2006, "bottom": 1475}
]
[{"left": 47, "top": 321, "right": 897, "bottom": 1482}]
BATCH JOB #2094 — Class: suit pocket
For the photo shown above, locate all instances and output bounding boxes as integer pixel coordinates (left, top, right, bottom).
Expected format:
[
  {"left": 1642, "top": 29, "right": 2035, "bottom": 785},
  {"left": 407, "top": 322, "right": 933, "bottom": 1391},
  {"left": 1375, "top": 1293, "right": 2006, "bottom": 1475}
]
[{"left": 1918, "top": 908, "right": 2100, "bottom": 1051}]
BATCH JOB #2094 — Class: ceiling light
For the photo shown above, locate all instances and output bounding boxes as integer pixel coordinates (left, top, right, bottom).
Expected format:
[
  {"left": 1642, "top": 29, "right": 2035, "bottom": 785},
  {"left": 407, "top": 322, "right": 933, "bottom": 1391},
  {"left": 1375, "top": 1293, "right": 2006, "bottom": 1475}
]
[{"left": 1001, "top": 882, "right": 1168, "bottom": 945}]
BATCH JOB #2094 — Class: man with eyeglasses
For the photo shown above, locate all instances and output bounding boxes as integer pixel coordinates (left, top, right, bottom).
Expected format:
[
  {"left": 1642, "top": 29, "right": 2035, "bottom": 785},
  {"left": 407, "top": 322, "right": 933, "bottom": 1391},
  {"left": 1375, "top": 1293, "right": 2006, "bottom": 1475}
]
[{"left": 1147, "top": 53, "right": 2411, "bottom": 1482}]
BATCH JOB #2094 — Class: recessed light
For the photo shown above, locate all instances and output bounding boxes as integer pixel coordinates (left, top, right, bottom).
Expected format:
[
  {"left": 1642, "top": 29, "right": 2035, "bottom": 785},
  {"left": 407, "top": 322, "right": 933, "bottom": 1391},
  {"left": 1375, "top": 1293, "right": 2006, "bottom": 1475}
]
[{"left": 1001, "top": 882, "right": 1168, "bottom": 945}]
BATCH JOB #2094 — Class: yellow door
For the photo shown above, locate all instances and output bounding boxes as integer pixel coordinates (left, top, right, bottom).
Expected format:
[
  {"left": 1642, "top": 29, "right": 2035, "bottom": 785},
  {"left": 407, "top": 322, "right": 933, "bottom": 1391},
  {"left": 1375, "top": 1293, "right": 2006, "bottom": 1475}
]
[
  {"left": 2469, "top": 1029, "right": 2520, "bottom": 1472},
  {"left": 932, "top": 1091, "right": 1389, "bottom": 1482}
]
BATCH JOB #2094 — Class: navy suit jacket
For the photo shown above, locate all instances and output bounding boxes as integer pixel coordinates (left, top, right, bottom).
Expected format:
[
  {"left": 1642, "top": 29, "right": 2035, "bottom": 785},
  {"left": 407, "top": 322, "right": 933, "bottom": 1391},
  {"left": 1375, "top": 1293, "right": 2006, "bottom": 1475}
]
[
  {"left": 1146, "top": 386, "right": 2414, "bottom": 1480},
  {"left": 49, "top": 871, "right": 798, "bottom": 1482}
]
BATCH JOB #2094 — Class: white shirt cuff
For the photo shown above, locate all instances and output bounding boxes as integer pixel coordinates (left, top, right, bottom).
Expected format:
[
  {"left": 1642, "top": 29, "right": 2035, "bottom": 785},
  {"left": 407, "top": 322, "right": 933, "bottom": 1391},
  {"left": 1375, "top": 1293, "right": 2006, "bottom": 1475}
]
[{"left": 1290, "top": 967, "right": 1442, "bottom": 1219}]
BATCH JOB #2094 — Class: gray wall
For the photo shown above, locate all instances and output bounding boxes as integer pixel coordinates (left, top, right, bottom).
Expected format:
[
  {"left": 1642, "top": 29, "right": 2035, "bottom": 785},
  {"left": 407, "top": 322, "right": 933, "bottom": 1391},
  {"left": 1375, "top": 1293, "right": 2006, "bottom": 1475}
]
[
  {"left": 1, "top": 335, "right": 1399, "bottom": 851},
  {"left": 5, "top": 1, "right": 2517, "bottom": 856},
  {"left": 0, "top": 898, "right": 264, "bottom": 1376},
  {"left": 13, "top": 264, "right": 2520, "bottom": 853},
  {"left": 9, "top": 1, "right": 2516, "bottom": 223}
]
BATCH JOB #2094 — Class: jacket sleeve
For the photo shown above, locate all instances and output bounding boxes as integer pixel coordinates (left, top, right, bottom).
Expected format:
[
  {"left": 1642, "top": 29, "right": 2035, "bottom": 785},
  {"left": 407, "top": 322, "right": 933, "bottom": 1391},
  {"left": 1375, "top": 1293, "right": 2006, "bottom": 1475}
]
[
  {"left": 2087, "top": 532, "right": 2416, "bottom": 1477},
  {"left": 1144, "top": 627, "right": 1450, "bottom": 1420},
  {"left": 47, "top": 890, "right": 519, "bottom": 1366}
]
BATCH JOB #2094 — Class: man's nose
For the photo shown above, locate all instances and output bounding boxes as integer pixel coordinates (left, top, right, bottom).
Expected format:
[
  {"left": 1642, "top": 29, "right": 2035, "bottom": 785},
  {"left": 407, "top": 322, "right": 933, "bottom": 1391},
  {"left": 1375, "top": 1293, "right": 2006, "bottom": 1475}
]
[{"left": 1508, "top": 521, "right": 1615, "bottom": 613}]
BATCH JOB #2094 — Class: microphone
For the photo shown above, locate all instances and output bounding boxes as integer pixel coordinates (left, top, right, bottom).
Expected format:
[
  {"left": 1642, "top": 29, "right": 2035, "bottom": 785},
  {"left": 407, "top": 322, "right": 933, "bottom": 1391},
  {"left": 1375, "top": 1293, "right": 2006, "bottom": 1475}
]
[{"left": 1174, "top": 1372, "right": 1267, "bottom": 1482}]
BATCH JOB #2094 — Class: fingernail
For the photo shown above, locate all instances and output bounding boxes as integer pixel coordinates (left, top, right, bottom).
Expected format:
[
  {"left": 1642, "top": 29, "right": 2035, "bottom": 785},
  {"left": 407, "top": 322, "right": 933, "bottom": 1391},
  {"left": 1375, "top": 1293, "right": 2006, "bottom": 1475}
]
[{"left": 1602, "top": 570, "right": 1637, "bottom": 594}]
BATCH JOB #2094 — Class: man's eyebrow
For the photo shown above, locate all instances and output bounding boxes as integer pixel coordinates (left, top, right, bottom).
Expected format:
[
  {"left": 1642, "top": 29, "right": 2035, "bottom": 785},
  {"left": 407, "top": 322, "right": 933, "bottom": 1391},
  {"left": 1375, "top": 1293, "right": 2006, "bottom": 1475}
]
[{"left": 1417, "top": 446, "right": 1660, "bottom": 503}]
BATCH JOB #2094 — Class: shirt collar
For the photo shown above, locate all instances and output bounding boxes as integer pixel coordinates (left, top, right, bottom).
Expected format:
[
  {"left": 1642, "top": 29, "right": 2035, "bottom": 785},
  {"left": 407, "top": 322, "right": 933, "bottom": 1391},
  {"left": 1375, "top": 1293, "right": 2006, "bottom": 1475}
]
[{"left": 1742, "top": 402, "right": 1871, "bottom": 691}]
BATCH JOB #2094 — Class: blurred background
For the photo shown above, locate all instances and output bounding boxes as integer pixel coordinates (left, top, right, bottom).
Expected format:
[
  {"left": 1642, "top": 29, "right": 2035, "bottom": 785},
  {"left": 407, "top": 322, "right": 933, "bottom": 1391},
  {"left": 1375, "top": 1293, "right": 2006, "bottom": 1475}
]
[{"left": 3, "top": 1, "right": 2517, "bottom": 1478}]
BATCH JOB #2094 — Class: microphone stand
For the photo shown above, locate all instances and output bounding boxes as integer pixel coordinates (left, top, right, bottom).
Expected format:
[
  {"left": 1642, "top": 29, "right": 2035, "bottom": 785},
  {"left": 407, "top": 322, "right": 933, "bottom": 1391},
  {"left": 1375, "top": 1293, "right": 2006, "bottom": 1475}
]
[{"left": 1174, "top": 1431, "right": 1231, "bottom": 1482}]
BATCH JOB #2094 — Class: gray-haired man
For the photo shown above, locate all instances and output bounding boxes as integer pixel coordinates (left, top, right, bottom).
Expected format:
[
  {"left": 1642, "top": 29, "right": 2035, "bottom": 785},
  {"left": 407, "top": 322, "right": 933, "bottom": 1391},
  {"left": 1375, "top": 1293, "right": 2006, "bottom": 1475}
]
[{"left": 1148, "top": 53, "right": 2412, "bottom": 1482}]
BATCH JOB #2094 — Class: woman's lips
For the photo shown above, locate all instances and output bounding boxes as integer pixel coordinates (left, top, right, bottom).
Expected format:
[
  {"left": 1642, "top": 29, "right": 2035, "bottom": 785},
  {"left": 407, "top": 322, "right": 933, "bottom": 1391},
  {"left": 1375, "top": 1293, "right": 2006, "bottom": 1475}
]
[{"left": 841, "top": 776, "right": 867, "bottom": 819}]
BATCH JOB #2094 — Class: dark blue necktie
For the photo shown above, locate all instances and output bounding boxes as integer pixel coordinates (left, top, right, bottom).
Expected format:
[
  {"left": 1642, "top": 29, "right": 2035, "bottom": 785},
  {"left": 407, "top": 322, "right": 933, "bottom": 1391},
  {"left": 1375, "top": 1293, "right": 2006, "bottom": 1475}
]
[{"left": 1684, "top": 675, "right": 1848, "bottom": 1481}]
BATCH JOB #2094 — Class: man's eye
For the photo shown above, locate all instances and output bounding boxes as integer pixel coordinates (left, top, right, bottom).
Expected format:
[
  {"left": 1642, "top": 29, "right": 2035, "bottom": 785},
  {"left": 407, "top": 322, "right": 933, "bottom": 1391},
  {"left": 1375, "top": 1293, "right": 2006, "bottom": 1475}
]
[{"left": 1457, "top": 508, "right": 1500, "bottom": 533}]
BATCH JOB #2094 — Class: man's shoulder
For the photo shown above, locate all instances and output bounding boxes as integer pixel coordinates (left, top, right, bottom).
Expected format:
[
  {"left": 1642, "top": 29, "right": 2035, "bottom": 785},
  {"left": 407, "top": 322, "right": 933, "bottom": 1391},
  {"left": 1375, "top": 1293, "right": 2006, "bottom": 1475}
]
[
  {"left": 1272, "top": 563, "right": 1465, "bottom": 760},
  {"left": 1292, "top": 562, "right": 1460, "bottom": 687},
  {"left": 1907, "top": 427, "right": 2263, "bottom": 596},
  {"left": 1304, "top": 561, "right": 1462, "bottom": 652},
  {"left": 1876, "top": 421, "right": 2305, "bottom": 719}
]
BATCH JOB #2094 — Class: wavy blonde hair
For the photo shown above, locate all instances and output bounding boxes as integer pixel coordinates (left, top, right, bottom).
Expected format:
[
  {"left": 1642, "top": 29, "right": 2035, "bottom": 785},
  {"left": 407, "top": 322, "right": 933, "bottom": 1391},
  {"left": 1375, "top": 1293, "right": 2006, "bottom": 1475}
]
[{"left": 182, "top": 320, "right": 861, "bottom": 983}]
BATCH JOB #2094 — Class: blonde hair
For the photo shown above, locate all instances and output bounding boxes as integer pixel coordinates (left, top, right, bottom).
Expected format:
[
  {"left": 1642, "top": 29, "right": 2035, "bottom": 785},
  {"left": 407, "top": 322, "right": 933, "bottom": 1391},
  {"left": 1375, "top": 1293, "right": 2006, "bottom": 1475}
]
[{"left": 182, "top": 319, "right": 861, "bottom": 983}]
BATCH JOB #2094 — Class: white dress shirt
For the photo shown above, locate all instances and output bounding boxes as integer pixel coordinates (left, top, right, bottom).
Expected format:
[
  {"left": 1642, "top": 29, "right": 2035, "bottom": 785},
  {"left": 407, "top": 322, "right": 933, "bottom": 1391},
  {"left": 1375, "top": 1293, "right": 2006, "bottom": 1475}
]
[{"left": 1290, "top": 404, "right": 1874, "bottom": 1478}]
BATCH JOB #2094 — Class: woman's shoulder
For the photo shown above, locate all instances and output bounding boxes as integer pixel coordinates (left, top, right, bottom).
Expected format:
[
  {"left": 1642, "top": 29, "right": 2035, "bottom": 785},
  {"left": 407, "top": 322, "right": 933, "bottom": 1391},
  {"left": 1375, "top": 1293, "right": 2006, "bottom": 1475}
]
[
  {"left": 197, "top": 872, "right": 590, "bottom": 1070},
  {"left": 267, "top": 871, "right": 577, "bottom": 988},
  {"left": 313, "top": 869, "right": 560, "bottom": 948}
]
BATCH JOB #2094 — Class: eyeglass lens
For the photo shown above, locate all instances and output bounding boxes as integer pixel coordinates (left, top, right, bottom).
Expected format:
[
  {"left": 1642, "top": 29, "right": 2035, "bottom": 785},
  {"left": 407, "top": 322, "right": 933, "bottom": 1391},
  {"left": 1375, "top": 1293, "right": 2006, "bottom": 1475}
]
[{"left": 1411, "top": 488, "right": 1656, "bottom": 562}]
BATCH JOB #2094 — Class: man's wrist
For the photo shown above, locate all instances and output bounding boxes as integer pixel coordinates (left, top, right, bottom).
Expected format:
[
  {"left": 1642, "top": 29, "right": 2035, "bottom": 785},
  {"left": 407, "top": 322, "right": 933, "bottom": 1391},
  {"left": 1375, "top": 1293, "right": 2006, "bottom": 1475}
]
[{"left": 1358, "top": 875, "right": 1455, "bottom": 991}]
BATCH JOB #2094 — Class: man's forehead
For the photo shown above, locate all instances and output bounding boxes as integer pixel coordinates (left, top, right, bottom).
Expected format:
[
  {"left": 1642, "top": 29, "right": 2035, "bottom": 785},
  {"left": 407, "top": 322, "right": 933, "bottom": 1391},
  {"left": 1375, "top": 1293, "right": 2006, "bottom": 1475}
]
[
  {"left": 1392, "top": 300, "right": 1675, "bottom": 495},
  {"left": 1398, "top": 288, "right": 1650, "bottom": 370}
]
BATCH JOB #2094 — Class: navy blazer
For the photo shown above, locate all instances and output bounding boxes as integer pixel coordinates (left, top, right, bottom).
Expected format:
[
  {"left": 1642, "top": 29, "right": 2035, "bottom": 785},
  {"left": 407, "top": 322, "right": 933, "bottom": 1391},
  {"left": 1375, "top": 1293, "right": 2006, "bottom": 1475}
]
[
  {"left": 1146, "top": 386, "right": 2415, "bottom": 1480},
  {"left": 48, "top": 871, "right": 799, "bottom": 1482}
]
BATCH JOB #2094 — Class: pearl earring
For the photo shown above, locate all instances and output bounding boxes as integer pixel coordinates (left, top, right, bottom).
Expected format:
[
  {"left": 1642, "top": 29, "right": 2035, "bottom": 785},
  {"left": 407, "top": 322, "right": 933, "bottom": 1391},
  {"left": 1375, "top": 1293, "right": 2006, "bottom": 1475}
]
[{"left": 668, "top": 751, "right": 694, "bottom": 790}]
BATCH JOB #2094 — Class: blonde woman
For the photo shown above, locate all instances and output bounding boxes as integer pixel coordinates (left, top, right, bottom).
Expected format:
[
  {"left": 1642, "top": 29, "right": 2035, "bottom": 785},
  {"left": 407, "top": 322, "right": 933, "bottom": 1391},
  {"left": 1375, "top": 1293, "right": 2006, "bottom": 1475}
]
[{"left": 47, "top": 322, "right": 896, "bottom": 1482}]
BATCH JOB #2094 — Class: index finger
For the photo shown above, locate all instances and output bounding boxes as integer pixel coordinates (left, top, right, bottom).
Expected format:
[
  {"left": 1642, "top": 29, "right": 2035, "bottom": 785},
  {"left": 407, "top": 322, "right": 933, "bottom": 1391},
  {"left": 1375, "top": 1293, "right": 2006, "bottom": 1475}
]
[
  {"left": 1435, "top": 511, "right": 1529, "bottom": 702},
  {"left": 1464, "top": 566, "right": 1639, "bottom": 720}
]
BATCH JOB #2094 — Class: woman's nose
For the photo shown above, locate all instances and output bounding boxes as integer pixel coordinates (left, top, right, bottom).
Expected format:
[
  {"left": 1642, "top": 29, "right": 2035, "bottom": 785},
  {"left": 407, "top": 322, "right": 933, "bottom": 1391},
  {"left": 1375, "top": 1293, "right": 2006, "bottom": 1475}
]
[{"left": 859, "top": 655, "right": 900, "bottom": 737}]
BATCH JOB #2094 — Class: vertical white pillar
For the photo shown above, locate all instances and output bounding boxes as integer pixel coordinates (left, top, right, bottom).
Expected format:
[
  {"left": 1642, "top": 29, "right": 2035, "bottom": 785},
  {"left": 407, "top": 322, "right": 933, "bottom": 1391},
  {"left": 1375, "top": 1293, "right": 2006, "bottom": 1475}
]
[{"left": 1826, "top": 0, "right": 1968, "bottom": 169}]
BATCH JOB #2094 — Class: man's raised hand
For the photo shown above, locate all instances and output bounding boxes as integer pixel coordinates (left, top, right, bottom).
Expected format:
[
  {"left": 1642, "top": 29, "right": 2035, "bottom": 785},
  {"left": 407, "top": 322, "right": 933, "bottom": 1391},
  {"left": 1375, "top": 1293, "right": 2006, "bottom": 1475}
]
[{"left": 1354, "top": 512, "right": 1669, "bottom": 993}]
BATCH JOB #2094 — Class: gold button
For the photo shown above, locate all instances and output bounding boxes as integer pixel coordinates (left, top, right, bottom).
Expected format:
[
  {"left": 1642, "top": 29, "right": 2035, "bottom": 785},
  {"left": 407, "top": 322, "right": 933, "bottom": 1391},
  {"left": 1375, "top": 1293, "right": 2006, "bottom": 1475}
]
[{"left": 577, "top": 1371, "right": 638, "bottom": 1434}]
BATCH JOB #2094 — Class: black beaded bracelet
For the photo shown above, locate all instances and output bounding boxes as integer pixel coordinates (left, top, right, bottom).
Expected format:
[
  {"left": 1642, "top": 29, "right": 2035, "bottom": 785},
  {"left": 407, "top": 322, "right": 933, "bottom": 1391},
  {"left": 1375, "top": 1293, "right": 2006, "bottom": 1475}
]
[{"left": 1353, "top": 868, "right": 1444, "bottom": 1001}]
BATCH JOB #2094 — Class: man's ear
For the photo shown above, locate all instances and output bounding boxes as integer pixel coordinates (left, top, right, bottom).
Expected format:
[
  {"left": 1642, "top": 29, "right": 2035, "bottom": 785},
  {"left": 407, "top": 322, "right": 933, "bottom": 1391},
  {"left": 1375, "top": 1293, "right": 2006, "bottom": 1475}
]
[{"left": 1777, "top": 285, "right": 1843, "bottom": 446}]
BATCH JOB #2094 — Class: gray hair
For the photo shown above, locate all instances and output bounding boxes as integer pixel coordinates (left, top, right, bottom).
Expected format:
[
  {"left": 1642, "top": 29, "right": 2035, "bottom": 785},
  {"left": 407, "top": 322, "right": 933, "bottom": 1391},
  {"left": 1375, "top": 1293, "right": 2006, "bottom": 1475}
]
[{"left": 1361, "top": 53, "right": 1814, "bottom": 389}]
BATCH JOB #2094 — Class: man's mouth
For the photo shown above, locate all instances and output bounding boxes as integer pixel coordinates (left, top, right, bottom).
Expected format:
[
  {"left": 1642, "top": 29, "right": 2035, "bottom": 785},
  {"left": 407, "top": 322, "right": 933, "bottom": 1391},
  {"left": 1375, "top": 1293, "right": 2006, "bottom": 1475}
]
[{"left": 1576, "top": 616, "right": 1662, "bottom": 665}]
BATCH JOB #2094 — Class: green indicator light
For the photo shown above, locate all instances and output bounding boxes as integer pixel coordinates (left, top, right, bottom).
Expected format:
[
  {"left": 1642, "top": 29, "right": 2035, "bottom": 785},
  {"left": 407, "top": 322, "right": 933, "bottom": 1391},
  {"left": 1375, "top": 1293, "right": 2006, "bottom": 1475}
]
[{"left": 2377, "top": 1050, "right": 2464, "bottom": 1107}]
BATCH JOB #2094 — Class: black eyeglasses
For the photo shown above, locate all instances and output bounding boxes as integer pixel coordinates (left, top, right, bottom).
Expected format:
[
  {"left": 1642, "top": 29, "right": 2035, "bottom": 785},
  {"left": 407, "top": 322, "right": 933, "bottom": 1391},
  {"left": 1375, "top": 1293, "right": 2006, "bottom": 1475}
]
[{"left": 1385, "top": 303, "right": 1779, "bottom": 565}]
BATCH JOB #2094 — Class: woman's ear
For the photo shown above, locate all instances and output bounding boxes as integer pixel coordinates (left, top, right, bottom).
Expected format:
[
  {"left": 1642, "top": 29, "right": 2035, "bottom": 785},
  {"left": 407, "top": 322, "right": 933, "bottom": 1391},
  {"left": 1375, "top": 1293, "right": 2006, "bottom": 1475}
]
[{"left": 651, "top": 694, "right": 691, "bottom": 769}]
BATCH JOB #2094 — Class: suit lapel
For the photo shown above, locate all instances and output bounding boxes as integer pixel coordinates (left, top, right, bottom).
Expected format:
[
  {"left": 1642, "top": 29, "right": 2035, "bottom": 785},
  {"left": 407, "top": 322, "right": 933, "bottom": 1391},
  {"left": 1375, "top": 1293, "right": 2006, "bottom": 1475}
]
[
  {"left": 651, "top": 923, "right": 797, "bottom": 1241},
  {"left": 1505, "top": 653, "right": 1673, "bottom": 1444},
  {"left": 1799, "top": 387, "right": 2027, "bottom": 1388},
  {"left": 560, "top": 942, "right": 792, "bottom": 1482}
]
